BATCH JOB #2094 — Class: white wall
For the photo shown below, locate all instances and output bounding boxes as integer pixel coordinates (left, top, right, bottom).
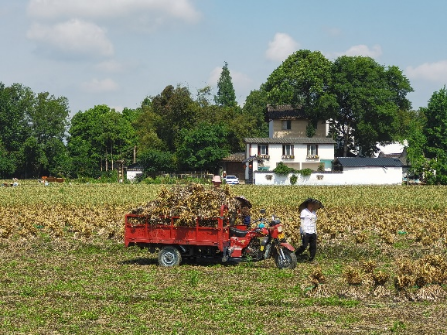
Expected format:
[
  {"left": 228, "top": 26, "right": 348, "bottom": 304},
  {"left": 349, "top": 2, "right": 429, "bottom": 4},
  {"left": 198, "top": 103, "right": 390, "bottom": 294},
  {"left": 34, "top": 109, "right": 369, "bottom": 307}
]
[
  {"left": 254, "top": 166, "right": 402, "bottom": 185},
  {"left": 127, "top": 170, "right": 143, "bottom": 181}
]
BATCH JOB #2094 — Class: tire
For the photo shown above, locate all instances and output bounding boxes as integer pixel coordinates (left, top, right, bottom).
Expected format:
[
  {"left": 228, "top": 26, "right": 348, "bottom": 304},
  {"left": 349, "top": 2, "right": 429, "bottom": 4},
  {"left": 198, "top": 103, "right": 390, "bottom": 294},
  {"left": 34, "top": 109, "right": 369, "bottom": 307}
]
[
  {"left": 158, "top": 246, "right": 182, "bottom": 267},
  {"left": 275, "top": 248, "right": 297, "bottom": 269}
]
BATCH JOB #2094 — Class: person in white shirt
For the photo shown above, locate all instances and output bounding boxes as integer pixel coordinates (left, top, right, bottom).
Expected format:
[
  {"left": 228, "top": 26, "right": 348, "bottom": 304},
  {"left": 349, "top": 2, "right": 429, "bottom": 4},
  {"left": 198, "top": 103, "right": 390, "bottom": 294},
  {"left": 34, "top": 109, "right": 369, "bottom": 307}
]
[{"left": 295, "top": 198, "right": 322, "bottom": 263}]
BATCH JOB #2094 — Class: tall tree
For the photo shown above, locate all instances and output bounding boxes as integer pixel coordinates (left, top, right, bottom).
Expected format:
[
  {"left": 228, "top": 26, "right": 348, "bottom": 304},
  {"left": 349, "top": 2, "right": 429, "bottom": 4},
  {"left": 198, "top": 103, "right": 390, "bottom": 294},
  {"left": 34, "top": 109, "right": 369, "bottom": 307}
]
[
  {"left": 421, "top": 86, "right": 447, "bottom": 184},
  {"left": 329, "top": 56, "right": 413, "bottom": 156},
  {"left": 0, "top": 83, "right": 34, "bottom": 176},
  {"left": 263, "top": 50, "right": 333, "bottom": 123},
  {"left": 242, "top": 87, "right": 269, "bottom": 138},
  {"left": 214, "top": 62, "right": 237, "bottom": 108},
  {"left": 151, "top": 85, "right": 197, "bottom": 151}
]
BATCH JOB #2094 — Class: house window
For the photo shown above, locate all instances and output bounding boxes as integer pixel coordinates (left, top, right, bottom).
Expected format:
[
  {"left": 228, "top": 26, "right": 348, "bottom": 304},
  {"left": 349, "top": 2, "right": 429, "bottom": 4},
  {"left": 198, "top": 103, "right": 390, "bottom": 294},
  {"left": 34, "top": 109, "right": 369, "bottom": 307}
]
[
  {"left": 258, "top": 145, "right": 268, "bottom": 156},
  {"left": 283, "top": 144, "right": 294, "bottom": 156},
  {"left": 307, "top": 144, "right": 319, "bottom": 157},
  {"left": 281, "top": 120, "right": 291, "bottom": 130}
]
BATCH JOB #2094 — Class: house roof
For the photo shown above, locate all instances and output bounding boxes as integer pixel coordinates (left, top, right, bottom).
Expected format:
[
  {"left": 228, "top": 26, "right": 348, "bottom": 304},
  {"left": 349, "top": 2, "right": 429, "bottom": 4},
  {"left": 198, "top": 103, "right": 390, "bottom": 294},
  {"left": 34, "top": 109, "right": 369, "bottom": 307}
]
[
  {"left": 265, "top": 104, "right": 307, "bottom": 121},
  {"left": 245, "top": 137, "right": 336, "bottom": 144},
  {"left": 221, "top": 152, "right": 245, "bottom": 162},
  {"left": 334, "top": 157, "right": 403, "bottom": 167},
  {"left": 127, "top": 163, "right": 144, "bottom": 170}
]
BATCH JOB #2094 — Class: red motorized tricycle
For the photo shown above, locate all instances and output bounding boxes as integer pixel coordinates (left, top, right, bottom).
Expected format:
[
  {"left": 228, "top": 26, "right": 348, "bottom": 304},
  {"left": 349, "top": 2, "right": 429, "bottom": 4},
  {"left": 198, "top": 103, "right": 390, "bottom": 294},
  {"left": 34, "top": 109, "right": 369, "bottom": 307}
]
[{"left": 124, "top": 204, "right": 297, "bottom": 269}]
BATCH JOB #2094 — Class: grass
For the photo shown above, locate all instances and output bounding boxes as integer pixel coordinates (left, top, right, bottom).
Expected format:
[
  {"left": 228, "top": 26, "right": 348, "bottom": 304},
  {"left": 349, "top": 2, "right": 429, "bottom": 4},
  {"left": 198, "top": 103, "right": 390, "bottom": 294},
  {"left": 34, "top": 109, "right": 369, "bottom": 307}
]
[
  {"left": 0, "top": 235, "right": 446, "bottom": 334},
  {"left": 1, "top": 184, "right": 447, "bottom": 334}
]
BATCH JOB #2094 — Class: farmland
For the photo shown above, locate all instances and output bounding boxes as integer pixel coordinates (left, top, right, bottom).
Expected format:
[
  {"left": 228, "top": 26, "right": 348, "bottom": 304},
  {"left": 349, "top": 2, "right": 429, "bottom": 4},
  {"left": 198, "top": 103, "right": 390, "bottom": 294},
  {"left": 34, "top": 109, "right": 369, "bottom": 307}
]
[{"left": 1, "top": 183, "right": 447, "bottom": 334}]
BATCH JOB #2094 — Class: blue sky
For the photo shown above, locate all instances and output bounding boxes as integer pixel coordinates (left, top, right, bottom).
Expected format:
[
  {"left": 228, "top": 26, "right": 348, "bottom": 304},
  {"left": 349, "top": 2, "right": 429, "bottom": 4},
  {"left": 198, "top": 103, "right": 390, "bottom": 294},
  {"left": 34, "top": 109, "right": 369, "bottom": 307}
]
[{"left": 1, "top": 0, "right": 446, "bottom": 116}]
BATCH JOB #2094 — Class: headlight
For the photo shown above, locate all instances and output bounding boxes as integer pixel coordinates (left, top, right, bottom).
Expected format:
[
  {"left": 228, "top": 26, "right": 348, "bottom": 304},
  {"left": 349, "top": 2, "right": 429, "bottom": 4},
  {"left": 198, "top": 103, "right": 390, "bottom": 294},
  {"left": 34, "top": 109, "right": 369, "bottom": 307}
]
[{"left": 277, "top": 226, "right": 283, "bottom": 233}]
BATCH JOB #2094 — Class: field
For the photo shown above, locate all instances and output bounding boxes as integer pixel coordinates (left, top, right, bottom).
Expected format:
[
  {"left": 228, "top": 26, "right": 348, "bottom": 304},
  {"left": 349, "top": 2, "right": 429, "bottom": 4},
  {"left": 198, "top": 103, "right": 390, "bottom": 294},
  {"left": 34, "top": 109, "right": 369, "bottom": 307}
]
[{"left": 1, "top": 183, "right": 447, "bottom": 334}]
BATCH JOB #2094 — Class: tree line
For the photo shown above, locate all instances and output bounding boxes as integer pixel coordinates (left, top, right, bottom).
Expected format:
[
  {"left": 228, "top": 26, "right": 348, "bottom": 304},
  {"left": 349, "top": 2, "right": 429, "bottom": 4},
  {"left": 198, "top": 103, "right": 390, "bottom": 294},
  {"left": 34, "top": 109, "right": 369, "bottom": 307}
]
[{"left": 1, "top": 51, "right": 446, "bottom": 183}]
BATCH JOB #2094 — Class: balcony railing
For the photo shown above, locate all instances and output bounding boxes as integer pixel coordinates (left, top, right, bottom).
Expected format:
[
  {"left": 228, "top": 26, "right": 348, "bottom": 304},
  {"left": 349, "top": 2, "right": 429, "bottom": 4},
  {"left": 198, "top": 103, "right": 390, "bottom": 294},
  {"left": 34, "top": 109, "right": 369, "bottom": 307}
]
[
  {"left": 281, "top": 155, "right": 295, "bottom": 159},
  {"left": 306, "top": 155, "right": 319, "bottom": 160},
  {"left": 258, "top": 154, "right": 270, "bottom": 160}
]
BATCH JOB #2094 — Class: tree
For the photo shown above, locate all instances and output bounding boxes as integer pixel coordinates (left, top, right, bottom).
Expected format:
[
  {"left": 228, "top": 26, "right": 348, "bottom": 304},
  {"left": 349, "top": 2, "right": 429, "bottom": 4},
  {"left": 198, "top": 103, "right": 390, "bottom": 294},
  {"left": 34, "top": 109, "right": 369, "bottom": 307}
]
[
  {"left": 0, "top": 83, "right": 34, "bottom": 176},
  {"left": 421, "top": 87, "right": 447, "bottom": 184},
  {"left": 214, "top": 62, "right": 237, "bottom": 108},
  {"left": 68, "top": 105, "right": 137, "bottom": 177},
  {"left": 242, "top": 88, "right": 269, "bottom": 138},
  {"left": 151, "top": 85, "right": 198, "bottom": 151},
  {"left": 263, "top": 50, "right": 333, "bottom": 123},
  {"left": 176, "top": 123, "right": 230, "bottom": 172},
  {"left": 329, "top": 56, "right": 413, "bottom": 156}
]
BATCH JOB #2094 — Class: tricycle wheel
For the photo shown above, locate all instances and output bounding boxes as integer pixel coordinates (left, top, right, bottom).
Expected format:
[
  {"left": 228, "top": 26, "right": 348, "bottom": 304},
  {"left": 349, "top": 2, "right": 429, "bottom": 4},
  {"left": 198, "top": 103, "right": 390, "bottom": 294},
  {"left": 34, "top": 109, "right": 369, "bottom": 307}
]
[
  {"left": 158, "top": 246, "right": 182, "bottom": 267},
  {"left": 275, "top": 249, "right": 297, "bottom": 269}
]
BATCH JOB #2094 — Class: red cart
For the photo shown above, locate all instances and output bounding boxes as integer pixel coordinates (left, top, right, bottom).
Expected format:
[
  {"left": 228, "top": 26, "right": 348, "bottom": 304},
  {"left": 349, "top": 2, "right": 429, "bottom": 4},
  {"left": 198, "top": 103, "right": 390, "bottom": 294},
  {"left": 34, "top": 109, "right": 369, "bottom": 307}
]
[{"left": 125, "top": 205, "right": 235, "bottom": 266}]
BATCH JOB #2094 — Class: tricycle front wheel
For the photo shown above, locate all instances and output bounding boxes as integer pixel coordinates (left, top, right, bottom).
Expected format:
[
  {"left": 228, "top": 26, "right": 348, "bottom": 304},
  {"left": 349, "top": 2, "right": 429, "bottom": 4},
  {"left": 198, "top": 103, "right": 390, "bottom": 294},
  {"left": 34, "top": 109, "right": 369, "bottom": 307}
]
[
  {"left": 158, "top": 246, "right": 182, "bottom": 267},
  {"left": 275, "top": 249, "right": 297, "bottom": 269}
]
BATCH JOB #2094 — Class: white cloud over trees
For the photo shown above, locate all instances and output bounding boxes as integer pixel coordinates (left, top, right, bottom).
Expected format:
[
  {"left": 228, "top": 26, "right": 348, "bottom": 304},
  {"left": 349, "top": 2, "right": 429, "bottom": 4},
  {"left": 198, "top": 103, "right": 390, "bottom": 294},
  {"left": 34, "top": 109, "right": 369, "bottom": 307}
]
[{"left": 265, "top": 33, "right": 299, "bottom": 62}]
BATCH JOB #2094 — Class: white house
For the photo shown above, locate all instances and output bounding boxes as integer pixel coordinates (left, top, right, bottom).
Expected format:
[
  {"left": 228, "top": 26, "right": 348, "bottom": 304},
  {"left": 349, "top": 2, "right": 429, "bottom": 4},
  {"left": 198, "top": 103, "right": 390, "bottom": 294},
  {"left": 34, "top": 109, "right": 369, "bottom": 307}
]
[
  {"left": 126, "top": 163, "right": 144, "bottom": 181},
  {"left": 244, "top": 104, "right": 335, "bottom": 184}
]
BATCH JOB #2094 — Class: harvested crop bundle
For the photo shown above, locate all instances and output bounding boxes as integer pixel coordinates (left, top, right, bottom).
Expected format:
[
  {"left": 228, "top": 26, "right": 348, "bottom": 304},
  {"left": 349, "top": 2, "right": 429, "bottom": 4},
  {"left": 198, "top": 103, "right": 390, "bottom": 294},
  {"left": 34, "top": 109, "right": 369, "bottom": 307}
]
[{"left": 129, "top": 183, "right": 241, "bottom": 226}]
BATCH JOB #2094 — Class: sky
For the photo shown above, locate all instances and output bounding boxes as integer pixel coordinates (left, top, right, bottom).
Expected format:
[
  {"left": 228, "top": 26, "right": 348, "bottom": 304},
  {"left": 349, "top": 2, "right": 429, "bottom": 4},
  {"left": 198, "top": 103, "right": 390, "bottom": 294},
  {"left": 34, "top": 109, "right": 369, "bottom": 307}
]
[{"left": 1, "top": 0, "right": 446, "bottom": 117}]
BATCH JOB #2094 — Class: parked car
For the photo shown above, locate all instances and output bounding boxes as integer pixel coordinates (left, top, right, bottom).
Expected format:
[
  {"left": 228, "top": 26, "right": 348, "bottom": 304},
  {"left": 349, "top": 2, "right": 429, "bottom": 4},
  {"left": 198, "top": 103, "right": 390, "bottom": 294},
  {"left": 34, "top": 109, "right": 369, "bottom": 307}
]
[{"left": 224, "top": 175, "right": 239, "bottom": 185}]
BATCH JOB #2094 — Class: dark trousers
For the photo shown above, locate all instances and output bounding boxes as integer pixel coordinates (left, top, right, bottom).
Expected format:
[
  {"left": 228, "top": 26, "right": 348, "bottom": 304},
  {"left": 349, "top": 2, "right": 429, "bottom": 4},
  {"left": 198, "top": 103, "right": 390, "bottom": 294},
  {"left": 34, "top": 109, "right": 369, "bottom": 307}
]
[{"left": 296, "top": 233, "right": 317, "bottom": 261}]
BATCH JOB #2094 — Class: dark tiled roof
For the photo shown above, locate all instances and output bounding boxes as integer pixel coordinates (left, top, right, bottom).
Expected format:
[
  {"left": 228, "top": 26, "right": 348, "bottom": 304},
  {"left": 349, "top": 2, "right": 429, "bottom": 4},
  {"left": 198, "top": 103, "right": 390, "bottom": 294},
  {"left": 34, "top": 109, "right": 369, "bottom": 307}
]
[
  {"left": 265, "top": 104, "right": 307, "bottom": 120},
  {"left": 221, "top": 152, "right": 245, "bottom": 162},
  {"left": 334, "top": 157, "right": 403, "bottom": 167},
  {"left": 244, "top": 137, "right": 336, "bottom": 144}
]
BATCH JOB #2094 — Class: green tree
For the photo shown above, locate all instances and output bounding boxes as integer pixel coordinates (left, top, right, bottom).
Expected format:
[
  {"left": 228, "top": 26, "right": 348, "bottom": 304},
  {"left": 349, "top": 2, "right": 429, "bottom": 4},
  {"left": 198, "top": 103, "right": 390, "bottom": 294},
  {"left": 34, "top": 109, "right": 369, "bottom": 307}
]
[
  {"left": 176, "top": 123, "right": 230, "bottom": 172},
  {"left": 68, "top": 105, "right": 137, "bottom": 177},
  {"left": 214, "top": 62, "right": 237, "bottom": 108},
  {"left": 139, "top": 149, "right": 176, "bottom": 177},
  {"left": 329, "top": 56, "right": 413, "bottom": 156},
  {"left": 151, "top": 85, "right": 198, "bottom": 151},
  {"left": 0, "top": 83, "right": 34, "bottom": 176},
  {"left": 242, "top": 88, "right": 269, "bottom": 138},
  {"left": 263, "top": 50, "right": 333, "bottom": 123},
  {"left": 421, "top": 87, "right": 447, "bottom": 184},
  {"left": 405, "top": 109, "right": 427, "bottom": 178}
]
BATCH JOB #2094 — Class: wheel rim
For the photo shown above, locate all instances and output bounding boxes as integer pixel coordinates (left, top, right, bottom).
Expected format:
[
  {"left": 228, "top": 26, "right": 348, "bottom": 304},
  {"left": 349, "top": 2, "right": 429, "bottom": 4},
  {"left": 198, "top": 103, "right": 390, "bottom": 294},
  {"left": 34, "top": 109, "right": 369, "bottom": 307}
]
[
  {"left": 278, "top": 253, "right": 291, "bottom": 268},
  {"left": 162, "top": 251, "right": 176, "bottom": 265}
]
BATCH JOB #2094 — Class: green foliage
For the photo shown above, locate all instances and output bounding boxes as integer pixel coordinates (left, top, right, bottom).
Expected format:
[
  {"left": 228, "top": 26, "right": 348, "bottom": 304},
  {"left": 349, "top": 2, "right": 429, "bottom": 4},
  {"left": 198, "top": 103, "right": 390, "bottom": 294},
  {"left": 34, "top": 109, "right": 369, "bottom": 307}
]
[
  {"left": 214, "top": 62, "right": 237, "bottom": 108},
  {"left": 68, "top": 105, "right": 137, "bottom": 178},
  {"left": 139, "top": 149, "right": 176, "bottom": 177},
  {"left": 264, "top": 50, "right": 332, "bottom": 118},
  {"left": 176, "top": 123, "right": 230, "bottom": 172},
  {"left": 329, "top": 56, "right": 413, "bottom": 156},
  {"left": 290, "top": 174, "right": 298, "bottom": 185},
  {"left": 242, "top": 88, "right": 269, "bottom": 137},
  {"left": 273, "top": 162, "right": 295, "bottom": 175},
  {"left": 273, "top": 162, "right": 312, "bottom": 177}
]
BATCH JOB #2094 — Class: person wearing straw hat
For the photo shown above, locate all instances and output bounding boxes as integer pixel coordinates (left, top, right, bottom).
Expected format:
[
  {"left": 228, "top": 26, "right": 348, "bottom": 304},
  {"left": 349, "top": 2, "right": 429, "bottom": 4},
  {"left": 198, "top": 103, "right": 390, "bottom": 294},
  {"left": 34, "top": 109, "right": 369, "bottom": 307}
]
[{"left": 295, "top": 198, "right": 323, "bottom": 263}]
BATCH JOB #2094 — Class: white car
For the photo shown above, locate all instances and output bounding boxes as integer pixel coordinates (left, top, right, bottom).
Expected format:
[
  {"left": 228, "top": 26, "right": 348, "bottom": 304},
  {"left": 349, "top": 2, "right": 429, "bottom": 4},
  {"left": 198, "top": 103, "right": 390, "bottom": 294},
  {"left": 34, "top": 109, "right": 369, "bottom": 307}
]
[{"left": 224, "top": 175, "right": 239, "bottom": 185}]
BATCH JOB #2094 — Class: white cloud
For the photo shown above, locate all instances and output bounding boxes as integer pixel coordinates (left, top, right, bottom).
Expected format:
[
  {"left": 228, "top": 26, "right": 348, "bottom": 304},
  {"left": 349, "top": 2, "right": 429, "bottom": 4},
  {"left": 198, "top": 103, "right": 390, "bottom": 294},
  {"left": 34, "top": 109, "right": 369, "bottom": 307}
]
[
  {"left": 327, "top": 44, "right": 383, "bottom": 60},
  {"left": 27, "top": 19, "right": 114, "bottom": 58},
  {"left": 265, "top": 33, "right": 299, "bottom": 62},
  {"left": 406, "top": 60, "right": 447, "bottom": 83},
  {"left": 27, "top": 0, "right": 200, "bottom": 24},
  {"left": 343, "top": 44, "right": 382, "bottom": 58},
  {"left": 81, "top": 78, "right": 119, "bottom": 93}
]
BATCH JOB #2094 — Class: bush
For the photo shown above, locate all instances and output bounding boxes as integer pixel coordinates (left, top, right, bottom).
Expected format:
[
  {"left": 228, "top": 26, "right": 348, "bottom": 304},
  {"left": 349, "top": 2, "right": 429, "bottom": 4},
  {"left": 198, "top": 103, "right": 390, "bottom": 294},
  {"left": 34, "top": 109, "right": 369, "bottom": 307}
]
[{"left": 290, "top": 174, "right": 298, "bottom": 185}]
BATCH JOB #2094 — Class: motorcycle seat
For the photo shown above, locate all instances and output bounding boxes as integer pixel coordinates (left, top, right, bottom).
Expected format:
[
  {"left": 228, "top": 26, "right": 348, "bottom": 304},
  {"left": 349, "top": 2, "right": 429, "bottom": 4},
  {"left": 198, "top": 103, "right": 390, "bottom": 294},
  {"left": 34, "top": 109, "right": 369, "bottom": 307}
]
[{"left": 229, "top": 227, "right": 249, "bottom": 237}]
